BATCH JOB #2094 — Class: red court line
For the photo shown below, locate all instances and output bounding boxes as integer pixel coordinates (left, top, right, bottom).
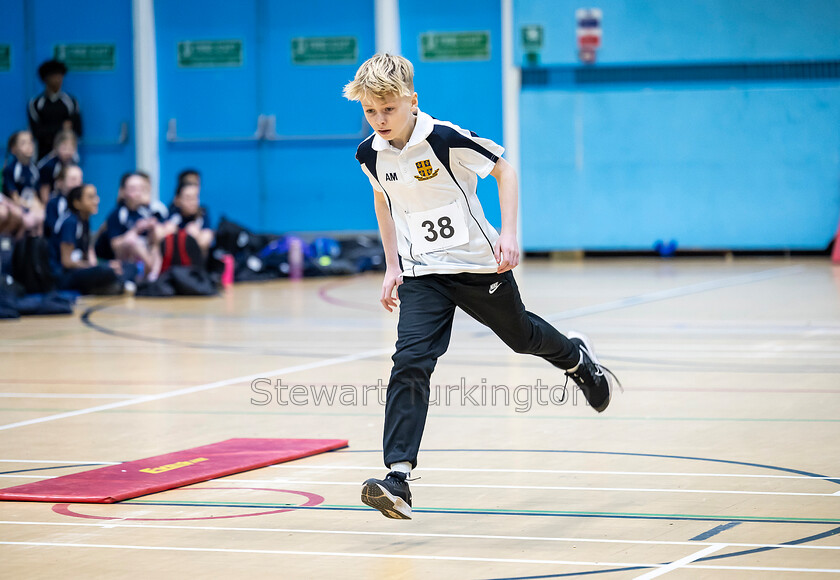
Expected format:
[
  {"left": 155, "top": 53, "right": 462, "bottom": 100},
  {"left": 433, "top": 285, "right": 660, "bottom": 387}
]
[{"left": 317, "top": 278, "right": 382, "bottom": 312}]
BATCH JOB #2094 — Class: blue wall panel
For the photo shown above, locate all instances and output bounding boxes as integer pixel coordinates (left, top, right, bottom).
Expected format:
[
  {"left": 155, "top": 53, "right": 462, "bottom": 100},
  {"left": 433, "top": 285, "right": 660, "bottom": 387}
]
[
  {"left": 4, "top": 0, "right": 837, "bottom": 247},
  {"left": 156, "top": 0, "right": 376, "bottom": 232},
  {"left": 259, "top": 0, "right": 377, "bottom": 232},
  {"left": 0, "top": 0, "right": 28, "bottom": 154},
  {"left": 400, "top": 0, "right": 505, "bottom": 231},
  {"left": 2, "top": 0, "right": 136, "bottom": 229},
  {"left": 155, "top": 0, "right": 262, "bottom": 227},
  {"left": 516, "top": 0, "right": 840, "bottom": 250},
  {"left": 515, "top": 0, "right": 840, "bottom": 66}
]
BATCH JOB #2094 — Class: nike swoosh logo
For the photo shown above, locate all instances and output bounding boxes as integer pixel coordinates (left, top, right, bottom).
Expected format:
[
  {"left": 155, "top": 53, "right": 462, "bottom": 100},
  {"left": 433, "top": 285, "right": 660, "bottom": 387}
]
[{"left": 489, "top": 282, "right": 502, "bottom": 294}]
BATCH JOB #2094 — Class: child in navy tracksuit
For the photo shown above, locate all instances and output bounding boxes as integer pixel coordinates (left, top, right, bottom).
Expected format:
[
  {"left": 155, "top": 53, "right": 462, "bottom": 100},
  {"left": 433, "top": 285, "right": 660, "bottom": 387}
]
[
  {"left": 50, "top": 183, "right": 122, "bottom": 294},
  {"left": 2, "top": 130, "right": 44, "bottom": 235},
  {"left": 37, "top": 129, "right": 80, "bottom": 203},
  {"left": 95, "top": 171, "right": 165, "bottom": 279},
  {"left": 44, "top": 163, "right": 83, "bottom": 238},
  {"left": 168, "top": 181, "right": 215, "bottom": 254}
]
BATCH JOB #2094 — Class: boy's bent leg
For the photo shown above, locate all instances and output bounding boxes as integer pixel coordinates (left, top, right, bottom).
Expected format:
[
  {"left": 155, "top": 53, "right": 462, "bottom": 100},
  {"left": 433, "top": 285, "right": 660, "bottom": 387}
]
[
  {"left": 454, "top": 271, "right": 578, "bottom": 369},
  {"left": 455, "top": 271, "right": 616, "bottom": 411},
  {"left": 383, "top": 275, "right": 456, "bottom": 470}
]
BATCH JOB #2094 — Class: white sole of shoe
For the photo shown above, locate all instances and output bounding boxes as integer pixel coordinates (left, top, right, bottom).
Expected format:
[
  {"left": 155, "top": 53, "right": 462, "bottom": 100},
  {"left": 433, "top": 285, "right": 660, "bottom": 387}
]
[
  {"left": 361, "top": 480, "right": 412, "bottom": 520},
  {"left": 567, "top": 331, "right": 612, "bottom": 412}
]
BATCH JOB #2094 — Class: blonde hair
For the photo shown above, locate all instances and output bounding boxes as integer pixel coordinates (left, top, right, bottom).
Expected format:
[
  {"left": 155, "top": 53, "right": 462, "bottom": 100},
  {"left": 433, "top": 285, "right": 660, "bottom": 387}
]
[{"left": 343, "top": 53, "right": 414, "bottom": 102}]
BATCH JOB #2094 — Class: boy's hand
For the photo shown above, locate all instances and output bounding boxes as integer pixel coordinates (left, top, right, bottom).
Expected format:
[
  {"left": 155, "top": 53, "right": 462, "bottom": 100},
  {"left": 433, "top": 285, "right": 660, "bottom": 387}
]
[
  {"left": 380, "top": 267, "right": 403, "bottom": 312},
  {"left": 494, "top": 232, "right": 519, "bottom": 273}
]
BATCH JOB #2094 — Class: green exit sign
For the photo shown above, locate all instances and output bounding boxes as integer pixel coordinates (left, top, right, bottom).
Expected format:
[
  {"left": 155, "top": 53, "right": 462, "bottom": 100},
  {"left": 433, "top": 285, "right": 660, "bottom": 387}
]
[
  {"left": 178, "top": 40, "right": 243, "bottom": 68},
  {"left": 420, "top": 31, "right": 491, "bottom": 62},
  {"left": 54, "top": 43, "right": 115, "bottom": 71},
  {"left": 291, "top": 36, "right": 357, "bottom": 65},
  {"left": 521, "top": 25, "right": 544, "bottom": 50},
  {"left": 0, "top": 45, "right": 10, "bottom": 72}
]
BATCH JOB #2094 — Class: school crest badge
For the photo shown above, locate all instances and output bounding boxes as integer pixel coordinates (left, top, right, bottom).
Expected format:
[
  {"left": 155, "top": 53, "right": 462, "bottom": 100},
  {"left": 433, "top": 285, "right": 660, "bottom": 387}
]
[{"left": 414, "top": 159, "right": 439, "bottom": 181}]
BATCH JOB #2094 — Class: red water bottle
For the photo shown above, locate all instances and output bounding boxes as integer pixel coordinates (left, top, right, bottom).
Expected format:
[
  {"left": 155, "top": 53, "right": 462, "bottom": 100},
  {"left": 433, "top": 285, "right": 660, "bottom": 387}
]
[{"left": 221, "top": 254, "right": 234, "bottom": 288}]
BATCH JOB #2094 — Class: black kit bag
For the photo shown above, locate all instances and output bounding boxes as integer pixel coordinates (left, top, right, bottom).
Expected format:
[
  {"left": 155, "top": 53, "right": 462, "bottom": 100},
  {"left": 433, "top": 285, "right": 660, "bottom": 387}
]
[{"left": 11, "top": 235, "right": 55, "bottom": 295}]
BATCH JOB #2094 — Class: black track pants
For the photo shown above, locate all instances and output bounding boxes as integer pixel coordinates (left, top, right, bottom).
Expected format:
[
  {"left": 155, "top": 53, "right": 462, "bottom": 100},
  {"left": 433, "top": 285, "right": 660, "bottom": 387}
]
[{"left": 383, "top": 270, "right": 579, "bottom": 468}]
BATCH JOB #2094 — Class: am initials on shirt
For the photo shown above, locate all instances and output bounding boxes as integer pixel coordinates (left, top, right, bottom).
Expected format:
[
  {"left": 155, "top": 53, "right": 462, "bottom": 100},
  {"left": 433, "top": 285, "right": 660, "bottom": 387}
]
[{"left": 385, "top": 172, "right": 398, "bottom": 182}]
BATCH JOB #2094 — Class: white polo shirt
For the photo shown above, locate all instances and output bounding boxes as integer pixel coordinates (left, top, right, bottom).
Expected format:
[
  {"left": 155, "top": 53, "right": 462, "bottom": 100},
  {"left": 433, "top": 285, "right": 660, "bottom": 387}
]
[{"left": 356, "top": 110, "right": 504, "bottom": 277}]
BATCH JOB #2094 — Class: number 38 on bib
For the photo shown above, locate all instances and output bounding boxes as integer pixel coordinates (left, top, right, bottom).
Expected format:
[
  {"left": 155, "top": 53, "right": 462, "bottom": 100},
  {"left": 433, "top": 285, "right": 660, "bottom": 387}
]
[{"left": 405, "top": 202, "right": 470, "bottom": 255}]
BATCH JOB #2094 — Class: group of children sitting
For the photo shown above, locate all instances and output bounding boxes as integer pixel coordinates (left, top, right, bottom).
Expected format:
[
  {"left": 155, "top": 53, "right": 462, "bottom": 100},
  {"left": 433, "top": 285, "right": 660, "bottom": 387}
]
[{"left": 1, "top": 129, "right": 214, "bottom": 295}]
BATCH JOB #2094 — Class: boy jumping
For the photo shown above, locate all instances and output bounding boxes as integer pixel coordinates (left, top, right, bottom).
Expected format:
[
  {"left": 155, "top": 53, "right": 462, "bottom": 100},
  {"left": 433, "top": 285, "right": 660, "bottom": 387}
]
[{"left": 343, "top": 54, "right": 619, "bottom": 520}]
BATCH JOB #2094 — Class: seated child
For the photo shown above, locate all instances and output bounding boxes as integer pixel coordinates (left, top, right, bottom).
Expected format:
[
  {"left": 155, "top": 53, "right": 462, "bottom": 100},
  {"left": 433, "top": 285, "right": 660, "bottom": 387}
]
[
  {"left": 2, "top": 130, "right": 44, "bottom": 235},
  {"left": 168, "top": 181, "right": 214, "bottom": 254},
  {"left": 44, "top": 163, "right": 83, "bottom": 238},
  {"left": 49, "top": 183, "right": 123, "bottom": 294},
  {"left": 96, "top": 171, "right": 165, "bottom": 279},
  {"left": 37, "top": 129, "right": 80, "bottom": 203}
]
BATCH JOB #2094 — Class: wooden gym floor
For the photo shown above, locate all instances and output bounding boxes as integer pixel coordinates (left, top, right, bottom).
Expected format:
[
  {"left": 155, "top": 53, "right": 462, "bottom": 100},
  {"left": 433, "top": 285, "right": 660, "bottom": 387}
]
[{"left": 1, "top": 257, "right": 839, "bottom": 578}]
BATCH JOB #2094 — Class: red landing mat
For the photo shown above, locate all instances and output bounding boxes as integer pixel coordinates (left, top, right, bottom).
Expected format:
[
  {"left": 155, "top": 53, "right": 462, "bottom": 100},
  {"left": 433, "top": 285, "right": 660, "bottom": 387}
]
[{"left": 0, "top": 438, "right": 348, "bottom": 503}]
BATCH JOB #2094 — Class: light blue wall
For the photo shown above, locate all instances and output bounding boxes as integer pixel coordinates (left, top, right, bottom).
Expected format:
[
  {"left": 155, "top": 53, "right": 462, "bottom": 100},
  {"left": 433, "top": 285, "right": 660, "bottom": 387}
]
[
  {"left": 516, "top": 0, "right": 840, "bottom": 250},
  {"left": 400, "top": 0, "right": 504, "bottom": 229},
  {"left": 516, "top": 0, "right": 840, "bottom": 65},
  {"left": 3, "top": 0, "right": 838, "bottom": 249}
]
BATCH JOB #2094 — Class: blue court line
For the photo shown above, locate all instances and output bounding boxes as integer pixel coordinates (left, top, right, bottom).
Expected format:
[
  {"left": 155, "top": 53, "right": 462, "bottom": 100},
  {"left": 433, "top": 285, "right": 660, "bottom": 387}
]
[
  {"left": 20, "top": 447, "right": 837, "bottom": 578},
  {"left": 482, "top": 526, "right": 840, "bottom": 580},
  {"left": 334, "top": 448, "right": 840, "bottom": 486},
  {"left": 472, "top": 265, "right": 806, "bottom": 337},
  {"left": 79, "top": 301, "right": 343, "bottom": 359},
  {"left": 0, "top": 464, "right": 103, "bottom": 476},
  {"left": 115, "top": 502, "right": 840, "bottom": 525},
  {"left": 690, "top": 521, "right": 742, "bottom": 541}
]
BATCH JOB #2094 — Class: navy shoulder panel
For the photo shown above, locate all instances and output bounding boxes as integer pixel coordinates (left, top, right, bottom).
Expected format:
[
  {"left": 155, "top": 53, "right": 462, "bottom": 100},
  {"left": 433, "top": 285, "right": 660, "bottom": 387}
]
[
  {"left": 427, "top": 124, "right": 499, "bottom": 164},
  {"left": 355, "top": 136, "right": 378, "bottom": 182}
]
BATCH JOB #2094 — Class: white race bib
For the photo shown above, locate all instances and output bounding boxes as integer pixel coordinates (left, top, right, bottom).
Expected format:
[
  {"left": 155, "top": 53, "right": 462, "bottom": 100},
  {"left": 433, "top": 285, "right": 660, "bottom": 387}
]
[{"left": 406, "top": 202, "right": 470, "bottom": 255}]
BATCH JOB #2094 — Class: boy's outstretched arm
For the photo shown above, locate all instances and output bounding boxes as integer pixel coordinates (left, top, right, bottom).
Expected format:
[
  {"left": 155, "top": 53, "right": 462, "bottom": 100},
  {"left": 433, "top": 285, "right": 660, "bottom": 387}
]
[
  {"left": 373, "top": 188, "right": 402, "bottom": 312},
  {"left": 490, "top": 157, "right": 520, "bottom": 273}
]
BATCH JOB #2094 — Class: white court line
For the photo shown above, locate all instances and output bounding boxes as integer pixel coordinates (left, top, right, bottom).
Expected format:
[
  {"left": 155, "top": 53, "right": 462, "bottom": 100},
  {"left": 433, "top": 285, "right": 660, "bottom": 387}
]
[
  {"left": 634, "top": 544, "right": 726, "bottom": 579},
  {"left": 3, "top": 520, "right": 840, "bottom": 551},
  {"left": 1, "top": 475, "right": 836, "bottom": 496},
  {"left": 544, "top": 266, "right": 806, "bottom": 322},
  {"left": 208, "top": 478, "right": 840, "bottom": 497},
  {"left": 0, "top": 540, "right": 660, "bottom": 568},
  {"left": 0, "top": 347, "right": 391, "bottom": 432},
  {"left": 0, "top": 267, "right": 805, "bottom": 432},
  {"left": 266, "top": 464, "right": 840, "bottom": 481},
  {"left": 0, "top": 393, "right": 139, "bottom": 399},
  {"left": 0, "top": 460, "right": 118, "bottom": 464},
  {"left": 689, "top": 564, "right": 840, "bottom": 573},
  {"left": 2, "top": 540, "right": 839, "bottom": 573},
  {"left": 2, "top": 461, "right": 838, "bottom": 482}
]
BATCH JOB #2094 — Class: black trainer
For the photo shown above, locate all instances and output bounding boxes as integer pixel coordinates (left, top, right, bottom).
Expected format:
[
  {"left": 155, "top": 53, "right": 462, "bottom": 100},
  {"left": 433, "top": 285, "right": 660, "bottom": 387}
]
[
  {"left": 565, "top": 331, "right": 619, "bottom": 413},
  {"left": 361, "top": 471, "right": 412, "bottom": 520}
]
